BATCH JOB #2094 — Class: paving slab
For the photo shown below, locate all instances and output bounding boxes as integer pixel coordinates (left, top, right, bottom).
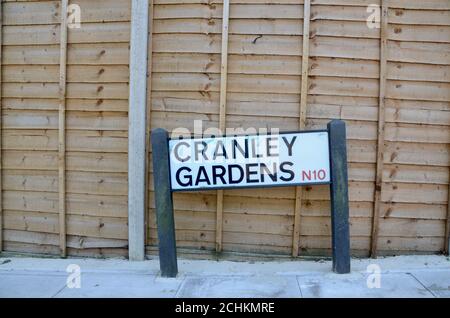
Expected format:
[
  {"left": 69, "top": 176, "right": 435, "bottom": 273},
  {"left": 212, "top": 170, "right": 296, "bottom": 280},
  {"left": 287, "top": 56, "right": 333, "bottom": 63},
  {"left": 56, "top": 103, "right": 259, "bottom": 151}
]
[
  {"left": 409, "top": 270, "right": 450, "bottom": 298},
  {"left": 297, "top": 272, "right": 434, "bottom": 298},
  {"left": 55, "top": 273, "right": 181, "bottom": 298},
  {"left": 0, "top": 272, "right": 66, "bottom": 298},
  {"left": 1, "top": 255, "right": 449, "bottom": 298},
  {"left": 176, "top": 275, "right": 302, "bottom": 298}
]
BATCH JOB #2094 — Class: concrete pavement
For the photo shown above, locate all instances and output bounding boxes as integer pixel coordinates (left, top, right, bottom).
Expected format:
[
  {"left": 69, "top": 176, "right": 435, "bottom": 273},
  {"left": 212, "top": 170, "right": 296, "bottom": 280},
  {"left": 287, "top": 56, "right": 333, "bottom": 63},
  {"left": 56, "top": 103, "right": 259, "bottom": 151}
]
[{"left": 0, "top": 255, "right": 449, "bottom": 298}]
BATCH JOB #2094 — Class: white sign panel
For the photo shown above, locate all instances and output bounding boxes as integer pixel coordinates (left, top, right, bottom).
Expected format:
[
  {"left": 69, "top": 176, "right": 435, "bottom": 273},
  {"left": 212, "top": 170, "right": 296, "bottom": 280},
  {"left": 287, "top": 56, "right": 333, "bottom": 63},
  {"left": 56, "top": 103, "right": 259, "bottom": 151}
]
[{"left": 169, "top": 131, "right": 330, "bottom": 191}]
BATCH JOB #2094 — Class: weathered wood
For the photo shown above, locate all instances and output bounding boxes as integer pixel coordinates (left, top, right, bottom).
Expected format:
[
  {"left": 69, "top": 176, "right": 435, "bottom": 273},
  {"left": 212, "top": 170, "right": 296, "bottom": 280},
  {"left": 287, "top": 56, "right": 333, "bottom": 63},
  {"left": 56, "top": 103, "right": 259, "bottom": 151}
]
[
  {"left": 58, "top": 0, "right": 68, "bottom": 257},
  {"left": 3, "top": 229, "right": 128, "bottom": 249},
  {"left": 445, "top": 181, "right": 450, "bottom": 255},
  {"left": 215, "top": 0, "right": 229, "bottom": 253},
  {"left": 2, "top": 22, "right": 130, "bottom": 46},
  {"left": 3, "top": 0, "right": 450, "bottom": 259},
  {"left": 371, "top": 1, "right": 388, "bottom": 258},
  {"left": 3, "top": 210, "right": 128, "bottom": 240},
  {"left": 3, "top": 65, "right": 129, "bottom": 83},
  {"left": 299, "top": 1, "right": 311, "bottom": 133},
  {"left": 2, "top": 190, "right": 127, "bottom": 218},
  {"left": 145, "top": 0, "right": 155, "bottom": 247},
  {"left": 154, "top": 4, "right": 303, "bottom": 20},
  {"left": 293, "top": 0, "right": 311, "bottom": 257},
  {"left": 388, "top": 8, "right": 450, "bottom": 26},
  {"left": 3, "top": 0, "right": 131, "bottom": 25},
  {"left": 215, "top": 191, "right": 224, "bottom": 251},
  {"left": 0, "top": 2, "right": 3, "bottom": 252},
  {"left": 3, "top": 43, "right": 130, "bottom": 65},
  {"left": 153, "top": 18, "right": 304, "bottom": 35},
  {"left": 151, "top": 128, "right": 178, "bottom": 277}
]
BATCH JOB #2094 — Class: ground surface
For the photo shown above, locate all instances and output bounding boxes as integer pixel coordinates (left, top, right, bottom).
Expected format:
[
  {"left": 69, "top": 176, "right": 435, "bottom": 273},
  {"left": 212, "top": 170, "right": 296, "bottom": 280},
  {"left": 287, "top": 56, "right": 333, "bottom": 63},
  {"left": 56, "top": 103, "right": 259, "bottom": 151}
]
[{"left": 0, "top": 255, "right": 449, "bottom": 298}]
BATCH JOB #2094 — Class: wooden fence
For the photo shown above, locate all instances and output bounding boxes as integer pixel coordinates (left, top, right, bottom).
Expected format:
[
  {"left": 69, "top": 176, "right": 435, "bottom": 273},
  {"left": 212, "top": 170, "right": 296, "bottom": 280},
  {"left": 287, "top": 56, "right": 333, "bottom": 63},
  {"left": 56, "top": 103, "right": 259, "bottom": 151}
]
[
  {"left": 1, "top": 0, "right": 130, "bottom": 257},
  {"left": 0, "top": 0, "right": 449, "bottom": 259}
]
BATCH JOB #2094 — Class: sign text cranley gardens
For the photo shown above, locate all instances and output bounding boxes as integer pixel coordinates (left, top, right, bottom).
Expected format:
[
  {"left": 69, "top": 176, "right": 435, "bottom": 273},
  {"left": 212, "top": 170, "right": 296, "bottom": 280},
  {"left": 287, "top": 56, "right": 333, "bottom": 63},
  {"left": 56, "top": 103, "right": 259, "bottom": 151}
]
[{"left": 169, "top": 132, "right": 330, "bottom": 191}]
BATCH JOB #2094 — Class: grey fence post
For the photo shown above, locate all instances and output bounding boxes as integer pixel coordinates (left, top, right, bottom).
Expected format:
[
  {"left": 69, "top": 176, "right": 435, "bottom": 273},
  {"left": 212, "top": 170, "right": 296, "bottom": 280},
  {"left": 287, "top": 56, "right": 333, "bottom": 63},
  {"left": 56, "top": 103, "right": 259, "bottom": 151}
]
[
  {"left": 328, "top": 120, "right": 351, "bottom": 274},
  {"left": 151, "top": 128, "right": 178, "bottom": 277}
]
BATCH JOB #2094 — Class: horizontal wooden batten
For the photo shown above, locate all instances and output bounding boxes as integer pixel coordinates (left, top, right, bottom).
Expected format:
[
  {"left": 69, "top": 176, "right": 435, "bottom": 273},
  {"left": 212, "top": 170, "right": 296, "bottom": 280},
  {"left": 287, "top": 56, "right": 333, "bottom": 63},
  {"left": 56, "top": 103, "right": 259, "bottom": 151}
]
[
  {"left": 3, "top": 44, "right": 130, "bottom": 65},
  {"left": 3, "top": 229, "right": 128, "bottom": 249},
  {"left": 154, "top": 18, "right": 304, "bottom": 35},
  {"left": 3, "top": 0, "right": 131, "bottom": 26},
  {"left": 2, "top": 83, "right": 129, "bottom": 100},
  {"left": 2, "top": 129, "right": 128, "bottom": 153},
  {"left": 2, "top": 150, "right": 127, "bottom": 173},
  {"left": 3, "top": 98, "right": 129, "bottom": 112},
  {"left": 2, "top": 170, "right": 127, "bottom": 196},
  {"left": 154, "top": 4, "right": 304, "bottom": 20},
  {"left": 3, "top": 65, "right": 129, "bottom": 83},
  {"left": 3, "top": 210, "right": 128, "bottom": 240},
  {"left": 3, "top": 23, "right": 130, "bottom": 46}
]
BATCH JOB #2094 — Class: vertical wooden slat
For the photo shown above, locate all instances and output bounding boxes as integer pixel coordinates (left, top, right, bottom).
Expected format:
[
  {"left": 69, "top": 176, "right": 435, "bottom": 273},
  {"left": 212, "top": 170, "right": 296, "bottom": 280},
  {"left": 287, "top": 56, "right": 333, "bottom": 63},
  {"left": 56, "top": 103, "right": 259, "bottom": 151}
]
[
  {"left": 298, "top": 0, "right": 311, "bottom": 131},
  {"left": 371, "top": 2, "right": 388, "bottom": 258},
  {"left": 215, "top": 189, "right": 224, "bottom": 252},
  {"left": 292, "top": 0, "right": 311, "bottom": 257},
  {"left": 215, "top": 0, "right": 230, "bottom": 253},
  {"left": 445, "top": 182, "right": 450, "bottom": 255},
  {"left": 58, "top": 0, "right": 69, "bottom": 257},
  {"left": 0, "top": 1, "right": 3, "bottom": 252},
  {"left": 145, "top": 0, "right": 154, "bottom": 248}
]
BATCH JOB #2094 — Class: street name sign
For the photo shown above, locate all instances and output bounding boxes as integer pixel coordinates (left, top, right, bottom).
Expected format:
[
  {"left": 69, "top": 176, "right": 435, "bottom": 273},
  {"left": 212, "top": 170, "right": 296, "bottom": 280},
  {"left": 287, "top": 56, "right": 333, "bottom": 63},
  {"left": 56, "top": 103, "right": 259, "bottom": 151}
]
[
  {"left": 151, "top": 120, "right": 351, "bottom": 277},
  {"left": 169, "top": 131, "right": 330, "bottom": 191}
]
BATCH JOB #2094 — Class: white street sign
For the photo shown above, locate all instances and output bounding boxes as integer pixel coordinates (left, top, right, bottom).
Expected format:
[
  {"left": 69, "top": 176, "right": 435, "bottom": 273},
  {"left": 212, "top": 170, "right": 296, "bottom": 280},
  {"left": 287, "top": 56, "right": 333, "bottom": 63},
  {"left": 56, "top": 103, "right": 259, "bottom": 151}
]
[{"left": 169, "top": 131, "right": 330, "bottom": 191}]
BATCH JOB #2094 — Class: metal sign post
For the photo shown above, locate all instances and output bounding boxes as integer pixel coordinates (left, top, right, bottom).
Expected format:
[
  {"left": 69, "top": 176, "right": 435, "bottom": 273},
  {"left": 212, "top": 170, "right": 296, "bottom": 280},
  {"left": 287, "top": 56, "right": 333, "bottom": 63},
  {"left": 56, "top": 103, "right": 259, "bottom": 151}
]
[{"left": 151, "top": 120, "right": 350, "bottom": 277}]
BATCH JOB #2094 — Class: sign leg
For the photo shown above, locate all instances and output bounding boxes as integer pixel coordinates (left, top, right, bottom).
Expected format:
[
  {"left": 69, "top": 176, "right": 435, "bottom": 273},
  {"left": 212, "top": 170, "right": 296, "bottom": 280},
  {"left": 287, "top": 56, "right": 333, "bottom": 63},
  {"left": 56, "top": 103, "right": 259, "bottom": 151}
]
[
  {"left": 327, "top": 120, "right": 351, "bottom": 274},
  {"left": 151, "top": 128, "right": 178, "bottom": 277}
]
